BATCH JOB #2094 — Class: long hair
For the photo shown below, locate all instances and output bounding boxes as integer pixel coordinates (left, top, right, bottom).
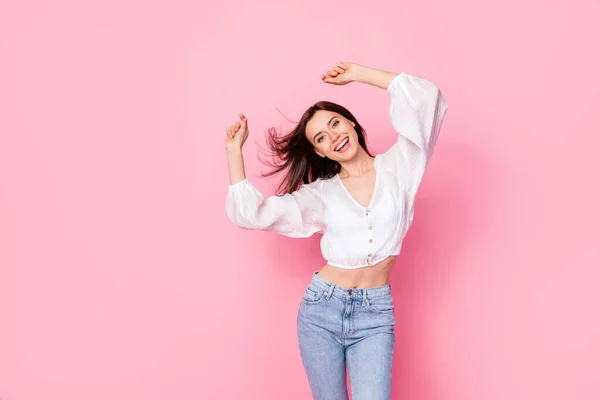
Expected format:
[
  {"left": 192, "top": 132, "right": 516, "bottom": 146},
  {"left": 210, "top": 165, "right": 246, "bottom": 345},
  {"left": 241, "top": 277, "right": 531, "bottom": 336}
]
[{"left": 261, "top": 101, "right": 373, "bottom": 195}]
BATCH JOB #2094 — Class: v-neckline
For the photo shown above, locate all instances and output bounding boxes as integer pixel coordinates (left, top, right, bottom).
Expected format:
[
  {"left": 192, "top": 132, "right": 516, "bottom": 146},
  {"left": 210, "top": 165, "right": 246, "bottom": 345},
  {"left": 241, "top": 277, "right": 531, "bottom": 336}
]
[{"left": 336, "top": 155, "right": 380, "bottom": 210}]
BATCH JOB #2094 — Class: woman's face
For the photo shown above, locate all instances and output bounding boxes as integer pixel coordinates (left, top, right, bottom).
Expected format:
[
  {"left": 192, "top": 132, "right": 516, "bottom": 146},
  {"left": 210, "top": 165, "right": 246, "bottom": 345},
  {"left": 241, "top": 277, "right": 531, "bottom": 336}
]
[{"left": 305, "top": 110, "right": 359, "bottom": 161}]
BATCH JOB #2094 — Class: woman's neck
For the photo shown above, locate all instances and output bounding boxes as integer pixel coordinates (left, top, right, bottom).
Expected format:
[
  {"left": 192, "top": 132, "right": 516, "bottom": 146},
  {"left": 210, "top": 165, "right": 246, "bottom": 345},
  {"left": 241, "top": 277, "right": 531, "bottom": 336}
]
[{"left": 338, "top": 149, "right": 375, "bottom": 179}]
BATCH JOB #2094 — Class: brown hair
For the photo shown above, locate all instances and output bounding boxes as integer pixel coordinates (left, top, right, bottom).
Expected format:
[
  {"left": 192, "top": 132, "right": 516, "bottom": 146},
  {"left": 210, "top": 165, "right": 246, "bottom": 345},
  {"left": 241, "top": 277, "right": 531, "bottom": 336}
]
[{"left": 261, "top": 101, "right": 373, "bottom": 195}]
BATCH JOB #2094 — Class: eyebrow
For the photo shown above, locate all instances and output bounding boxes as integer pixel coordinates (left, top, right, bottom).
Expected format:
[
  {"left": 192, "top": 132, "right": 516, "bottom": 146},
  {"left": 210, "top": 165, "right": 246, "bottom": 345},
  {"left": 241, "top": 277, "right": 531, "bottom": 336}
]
[{"left": 313, "top": 116, "right": 336, "bottom": 141}]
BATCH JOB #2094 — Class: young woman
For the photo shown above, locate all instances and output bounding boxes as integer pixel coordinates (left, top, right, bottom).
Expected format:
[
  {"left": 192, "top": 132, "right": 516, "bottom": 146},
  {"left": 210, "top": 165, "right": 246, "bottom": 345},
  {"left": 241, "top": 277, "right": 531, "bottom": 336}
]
[{"left": 224, "top": 62, "right": 448, "bottom": 400}]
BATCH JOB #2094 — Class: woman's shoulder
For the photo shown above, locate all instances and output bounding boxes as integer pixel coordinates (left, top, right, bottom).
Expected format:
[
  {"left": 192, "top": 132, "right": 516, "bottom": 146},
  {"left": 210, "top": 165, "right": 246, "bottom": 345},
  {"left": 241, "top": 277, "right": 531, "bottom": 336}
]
[{"left": 299, "top": 176, "right": 336, "bottom": 197}]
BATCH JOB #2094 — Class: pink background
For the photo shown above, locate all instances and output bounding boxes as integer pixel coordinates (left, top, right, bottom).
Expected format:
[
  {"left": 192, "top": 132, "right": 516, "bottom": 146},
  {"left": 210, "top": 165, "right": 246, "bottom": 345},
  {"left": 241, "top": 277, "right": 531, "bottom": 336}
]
[{"left": 1, "top": 0, "right": 599, "bottom": 399}]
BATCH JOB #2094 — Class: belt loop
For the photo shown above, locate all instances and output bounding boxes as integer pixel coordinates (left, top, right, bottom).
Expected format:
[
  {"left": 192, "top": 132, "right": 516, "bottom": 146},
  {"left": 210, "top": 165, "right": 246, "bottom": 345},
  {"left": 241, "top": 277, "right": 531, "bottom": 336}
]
[
  {"left": 362, "top": 288, "right": 368, "bottom": 306},
  {"left": 326, "top": 283, "right": 335, "bottom": 300}
]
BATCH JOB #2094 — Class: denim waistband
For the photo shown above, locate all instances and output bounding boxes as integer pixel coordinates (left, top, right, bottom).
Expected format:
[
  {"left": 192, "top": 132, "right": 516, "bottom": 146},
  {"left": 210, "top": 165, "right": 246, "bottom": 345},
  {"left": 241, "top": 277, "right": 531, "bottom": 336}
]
[{"left": 309, "top": 271, "right": 392, "bottom": 300}]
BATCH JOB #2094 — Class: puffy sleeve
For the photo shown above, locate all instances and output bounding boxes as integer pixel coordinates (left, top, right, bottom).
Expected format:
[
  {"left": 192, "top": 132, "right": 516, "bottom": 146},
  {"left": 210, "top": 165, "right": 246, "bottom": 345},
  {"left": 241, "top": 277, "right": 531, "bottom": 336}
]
[
  {"left": 225, "top": 178, "right": 325, "bottom": 238},
  {"left": 378, "top": 73, "right": 448, "bottom": 226}
]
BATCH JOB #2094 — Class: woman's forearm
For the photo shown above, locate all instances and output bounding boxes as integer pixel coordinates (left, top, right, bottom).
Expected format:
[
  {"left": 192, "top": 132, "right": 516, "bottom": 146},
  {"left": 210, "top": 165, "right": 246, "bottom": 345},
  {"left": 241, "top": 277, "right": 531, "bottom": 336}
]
[
  {"left": 352, "top": 65, "right": 398, "bottom": 90},
  {"left": 227, "top": 148, "right": 247, "bottom": 185}
]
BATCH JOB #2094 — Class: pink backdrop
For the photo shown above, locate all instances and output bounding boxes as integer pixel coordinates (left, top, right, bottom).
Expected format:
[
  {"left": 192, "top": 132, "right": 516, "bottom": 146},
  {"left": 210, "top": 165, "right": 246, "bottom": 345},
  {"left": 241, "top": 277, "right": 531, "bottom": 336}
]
[{"left": 1, "top": 0, "right": 599, "bottom": 399}]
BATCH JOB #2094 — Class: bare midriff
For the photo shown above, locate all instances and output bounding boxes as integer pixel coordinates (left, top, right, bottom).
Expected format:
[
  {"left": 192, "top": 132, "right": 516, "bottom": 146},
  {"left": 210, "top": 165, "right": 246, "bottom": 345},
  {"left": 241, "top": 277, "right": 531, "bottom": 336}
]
[{"left": 317, "top": 256, "right": 397, "bottom": 289}]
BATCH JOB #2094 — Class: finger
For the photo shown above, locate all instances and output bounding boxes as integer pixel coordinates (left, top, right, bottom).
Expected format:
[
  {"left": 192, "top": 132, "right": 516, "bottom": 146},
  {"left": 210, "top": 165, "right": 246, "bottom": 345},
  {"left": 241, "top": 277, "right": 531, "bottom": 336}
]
[
  {"left": 326, "top": 70, "right": 338, "bottom": 77},
  {"left": 334, "top": 66, "right": 344, "bottom": 74},
  {"left": 234, "top": 121, "right": 241, "bottom": 132},
  {"left": 337, "top": 62, "right": 347, "bottom": 70},
  {"left": 239, "top": 113, "right": 248, "bottom": 129}
]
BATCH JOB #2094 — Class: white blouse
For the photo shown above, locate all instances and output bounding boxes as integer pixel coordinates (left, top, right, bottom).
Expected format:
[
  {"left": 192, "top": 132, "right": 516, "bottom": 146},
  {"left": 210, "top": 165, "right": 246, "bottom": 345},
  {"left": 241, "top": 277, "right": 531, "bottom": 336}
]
[{"left": 225, "top": 73, "right": 448, "bottom": 269}]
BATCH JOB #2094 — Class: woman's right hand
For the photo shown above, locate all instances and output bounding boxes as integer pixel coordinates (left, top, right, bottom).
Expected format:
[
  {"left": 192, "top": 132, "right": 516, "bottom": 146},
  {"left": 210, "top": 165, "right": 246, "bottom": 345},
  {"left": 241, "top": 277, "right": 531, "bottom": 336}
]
[
  {"left": 321, "top": 62, "right": 361, "bottom": 85},
  {"left": 225, "top": 113, "right": 249, "bottom": 153}
]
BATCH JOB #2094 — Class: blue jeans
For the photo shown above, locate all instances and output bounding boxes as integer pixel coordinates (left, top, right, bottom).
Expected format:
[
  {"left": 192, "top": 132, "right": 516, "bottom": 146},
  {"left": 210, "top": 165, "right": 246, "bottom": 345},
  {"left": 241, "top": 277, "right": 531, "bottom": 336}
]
[{"left": 297, "top": 271, "right": 396, "bottom": 400}]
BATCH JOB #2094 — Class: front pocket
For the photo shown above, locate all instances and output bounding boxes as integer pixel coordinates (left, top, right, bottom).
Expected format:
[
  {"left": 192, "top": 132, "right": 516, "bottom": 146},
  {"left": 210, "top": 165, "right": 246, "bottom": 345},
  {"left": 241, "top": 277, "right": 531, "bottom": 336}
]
[
  {"left": 302, "top": 285, "right": 325, "bottom": 305},
  {"left": 364, "top": 294, "right": 395, "bottom": 314}
]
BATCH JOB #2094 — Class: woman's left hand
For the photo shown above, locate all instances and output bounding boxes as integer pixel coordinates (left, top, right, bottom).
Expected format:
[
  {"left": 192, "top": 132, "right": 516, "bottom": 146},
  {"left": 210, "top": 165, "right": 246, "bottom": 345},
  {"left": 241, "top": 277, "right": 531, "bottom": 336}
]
[{"left": 321, "top": 62, "right": 361, "bottom": 85}]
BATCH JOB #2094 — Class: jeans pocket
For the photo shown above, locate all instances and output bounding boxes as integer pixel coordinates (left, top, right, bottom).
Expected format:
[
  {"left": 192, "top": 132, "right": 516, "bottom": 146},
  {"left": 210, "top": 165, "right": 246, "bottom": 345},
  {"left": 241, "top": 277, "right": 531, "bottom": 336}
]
[
  {"left": 301, "top": 284, "right": 326, "bottom": 305},
  {"left": 364, "top": 293, "right": 395, "bottom": 314}
]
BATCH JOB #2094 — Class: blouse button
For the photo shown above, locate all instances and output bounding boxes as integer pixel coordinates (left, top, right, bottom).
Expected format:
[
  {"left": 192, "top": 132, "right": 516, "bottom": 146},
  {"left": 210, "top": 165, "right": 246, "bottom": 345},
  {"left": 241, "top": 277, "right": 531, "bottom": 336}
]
[
  {"left": 368, "top": 226, "right": 372, "bottom": 230},
  {"left": 369, "top": 239, "right": 373, "bottom": 243},
  {"left": 366, "top": 208, "right": 370, "bottom": 212},
  {"left": 368, "top": 253, "right": 372, "bottom": 257}
]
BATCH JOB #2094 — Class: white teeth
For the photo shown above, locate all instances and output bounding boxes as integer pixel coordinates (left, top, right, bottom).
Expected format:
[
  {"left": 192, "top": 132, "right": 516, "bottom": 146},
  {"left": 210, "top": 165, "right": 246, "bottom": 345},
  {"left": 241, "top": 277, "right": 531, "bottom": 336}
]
[{"left": 335, "top": 137, "right": 349, "bottom": 151}]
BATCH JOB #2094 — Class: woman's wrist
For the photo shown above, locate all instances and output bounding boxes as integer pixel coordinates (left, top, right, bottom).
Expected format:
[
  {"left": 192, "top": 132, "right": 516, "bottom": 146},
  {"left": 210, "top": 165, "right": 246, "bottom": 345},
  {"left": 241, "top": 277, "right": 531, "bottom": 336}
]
[
  {"left": 352, "top": 65, "right": 398, "bottom": 90},
  {"left": 227, "top": 148, "right": 247, "bottom": 185},
  {"left": 350, "top": 64, "right": 369, "bottom": 82},
  {"left": 226, "top": 145, "right": 243, "bottom": 157}
]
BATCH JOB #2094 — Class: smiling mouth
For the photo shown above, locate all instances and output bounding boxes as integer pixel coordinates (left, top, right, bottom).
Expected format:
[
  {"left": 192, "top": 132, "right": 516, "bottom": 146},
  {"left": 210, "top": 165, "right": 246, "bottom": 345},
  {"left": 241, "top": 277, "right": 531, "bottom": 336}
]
[{"left": 334, "top": 137, "right": 349, "bottom": 152}]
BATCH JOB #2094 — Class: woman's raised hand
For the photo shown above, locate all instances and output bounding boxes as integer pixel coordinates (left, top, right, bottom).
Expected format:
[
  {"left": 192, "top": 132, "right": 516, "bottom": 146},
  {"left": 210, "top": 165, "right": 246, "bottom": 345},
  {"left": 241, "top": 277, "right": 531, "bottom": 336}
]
[
  {"left": 225, "top": 113, "right": 249, "bottom": 152},
  {"left": 321, "top": 62, "right": 360, "bottom": 85}
]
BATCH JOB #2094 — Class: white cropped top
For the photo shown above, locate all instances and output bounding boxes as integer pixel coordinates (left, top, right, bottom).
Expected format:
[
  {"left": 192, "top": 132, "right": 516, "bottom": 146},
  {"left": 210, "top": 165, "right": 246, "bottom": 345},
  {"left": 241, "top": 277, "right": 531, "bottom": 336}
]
[{"left": 225, "top": 73, "right": 448, "bottom": 269}]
